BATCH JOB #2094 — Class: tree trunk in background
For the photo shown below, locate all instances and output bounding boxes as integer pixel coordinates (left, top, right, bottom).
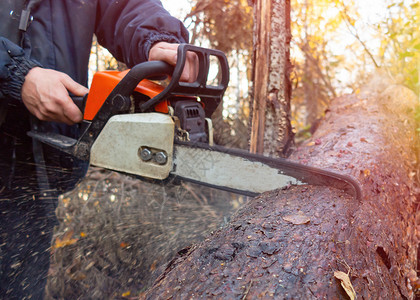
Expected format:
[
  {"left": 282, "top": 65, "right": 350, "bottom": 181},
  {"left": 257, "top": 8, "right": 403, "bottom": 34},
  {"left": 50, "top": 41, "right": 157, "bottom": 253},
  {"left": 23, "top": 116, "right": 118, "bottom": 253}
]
[
  {"left": 141, "top": 81, "right": 419, "bottom": 299},
  {"left": 249, "top": 0, "right": 293, "bottom": 157},
  {"left": 303, "top": 50, "right": 319, "bottom": 127},
  {"left": 302, "top": 0, "right": 320, "bottom": 130}
]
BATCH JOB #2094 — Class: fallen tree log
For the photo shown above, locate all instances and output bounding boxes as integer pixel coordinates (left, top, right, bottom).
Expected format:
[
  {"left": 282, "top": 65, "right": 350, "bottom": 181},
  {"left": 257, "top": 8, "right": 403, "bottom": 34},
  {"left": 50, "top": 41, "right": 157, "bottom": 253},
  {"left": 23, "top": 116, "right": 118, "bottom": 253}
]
[{"left": 141, "top": 82, "right": 420, "bottom": 299}]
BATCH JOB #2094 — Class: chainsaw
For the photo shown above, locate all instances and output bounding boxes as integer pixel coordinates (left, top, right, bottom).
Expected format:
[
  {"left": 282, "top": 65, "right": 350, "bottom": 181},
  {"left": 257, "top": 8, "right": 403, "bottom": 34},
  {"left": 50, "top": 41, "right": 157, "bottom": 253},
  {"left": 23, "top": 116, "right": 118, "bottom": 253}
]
[{"left": 28, "top": 44, "right": 362, "bottom": 199}]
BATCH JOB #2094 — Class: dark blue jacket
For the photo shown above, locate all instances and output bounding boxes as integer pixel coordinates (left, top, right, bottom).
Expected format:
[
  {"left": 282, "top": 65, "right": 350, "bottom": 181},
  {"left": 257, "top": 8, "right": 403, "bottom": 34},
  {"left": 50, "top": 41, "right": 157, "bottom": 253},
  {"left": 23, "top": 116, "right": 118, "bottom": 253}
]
[{"left": 0, "top": 0, "right": 188, "bottom": 192}]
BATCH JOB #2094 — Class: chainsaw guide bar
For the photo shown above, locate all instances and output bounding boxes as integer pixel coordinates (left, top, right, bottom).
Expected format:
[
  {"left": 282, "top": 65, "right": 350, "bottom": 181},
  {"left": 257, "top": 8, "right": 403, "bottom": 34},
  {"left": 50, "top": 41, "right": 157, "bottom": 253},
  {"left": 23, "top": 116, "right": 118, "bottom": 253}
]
[{"left": 172, "top": 142, "right": 362, "bottom": 199}]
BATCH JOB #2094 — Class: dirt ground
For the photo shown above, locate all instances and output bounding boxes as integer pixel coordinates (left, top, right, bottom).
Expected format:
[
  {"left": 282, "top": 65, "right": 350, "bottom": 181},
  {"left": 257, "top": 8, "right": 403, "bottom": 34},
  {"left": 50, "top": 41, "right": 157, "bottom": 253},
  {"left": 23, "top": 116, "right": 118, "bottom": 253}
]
[{"left": 44, "top": 166, "right": 246, "bottom": 299}]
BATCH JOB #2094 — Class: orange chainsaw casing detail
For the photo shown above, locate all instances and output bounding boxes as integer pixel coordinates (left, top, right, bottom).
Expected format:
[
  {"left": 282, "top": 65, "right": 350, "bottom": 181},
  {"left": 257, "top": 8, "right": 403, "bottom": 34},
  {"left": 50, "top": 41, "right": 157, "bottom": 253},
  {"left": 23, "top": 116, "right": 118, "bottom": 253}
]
[{"left": 84, "top": 70, "right": 169, "bottom": 121}]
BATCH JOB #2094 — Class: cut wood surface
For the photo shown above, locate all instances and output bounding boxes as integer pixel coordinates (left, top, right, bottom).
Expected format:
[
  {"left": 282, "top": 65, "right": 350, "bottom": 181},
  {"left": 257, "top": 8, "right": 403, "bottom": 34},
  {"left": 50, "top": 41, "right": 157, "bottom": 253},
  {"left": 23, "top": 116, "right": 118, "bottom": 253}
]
[{"left": 141, "top": 84, "right": 419, "bottom": 299}]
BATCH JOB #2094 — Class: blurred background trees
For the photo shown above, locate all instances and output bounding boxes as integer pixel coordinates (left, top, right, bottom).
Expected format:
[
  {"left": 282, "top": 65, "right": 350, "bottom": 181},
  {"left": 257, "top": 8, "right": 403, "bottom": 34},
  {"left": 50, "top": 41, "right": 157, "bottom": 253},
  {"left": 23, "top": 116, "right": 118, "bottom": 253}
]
[
  {"left": 162, "top": 0, "right": 420, "bottom": 143},
  {"left": 290, "top": 0, "right": 419, "bottom": 141},
  {"left": 377, "top": 1, "right": 419, "bottom": 95}
]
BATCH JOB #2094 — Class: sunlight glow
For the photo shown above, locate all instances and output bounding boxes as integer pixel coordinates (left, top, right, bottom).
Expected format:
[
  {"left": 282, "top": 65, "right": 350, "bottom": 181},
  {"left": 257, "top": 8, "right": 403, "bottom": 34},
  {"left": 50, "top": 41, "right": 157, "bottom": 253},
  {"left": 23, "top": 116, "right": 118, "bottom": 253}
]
[{"left": 161, "top": 0, "right": 191, "bottom": 18}]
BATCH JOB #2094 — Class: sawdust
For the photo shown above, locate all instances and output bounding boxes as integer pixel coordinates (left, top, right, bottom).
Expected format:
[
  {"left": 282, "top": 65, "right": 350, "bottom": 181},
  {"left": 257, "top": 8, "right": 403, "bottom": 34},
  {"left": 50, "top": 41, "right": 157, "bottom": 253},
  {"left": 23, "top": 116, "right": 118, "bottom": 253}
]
[{"left": 45, "top": 168, "right": 245, "bottom": 299}]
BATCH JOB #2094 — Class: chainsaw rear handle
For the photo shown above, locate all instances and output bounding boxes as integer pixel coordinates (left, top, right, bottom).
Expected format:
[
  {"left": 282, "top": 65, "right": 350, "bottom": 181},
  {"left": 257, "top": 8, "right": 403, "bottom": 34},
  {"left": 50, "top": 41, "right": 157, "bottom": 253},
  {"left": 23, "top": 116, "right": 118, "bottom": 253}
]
[
  {"left": 71, "top": 94, "right": 87, "bottom": 113},
  {"left": 63, "top": 61, "right": 175, "bottom": 160}
]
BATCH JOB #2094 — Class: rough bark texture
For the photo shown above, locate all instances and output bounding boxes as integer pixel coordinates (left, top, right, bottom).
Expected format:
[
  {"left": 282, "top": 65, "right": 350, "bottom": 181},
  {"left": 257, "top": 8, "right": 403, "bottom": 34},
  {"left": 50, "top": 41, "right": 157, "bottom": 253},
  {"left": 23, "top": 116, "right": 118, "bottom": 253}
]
[
  {"left": 141, "top": 82, "right": 419, "bottom": 299},
  {"left": 250, "top": 0, "right": 293, "bottom": 157}
]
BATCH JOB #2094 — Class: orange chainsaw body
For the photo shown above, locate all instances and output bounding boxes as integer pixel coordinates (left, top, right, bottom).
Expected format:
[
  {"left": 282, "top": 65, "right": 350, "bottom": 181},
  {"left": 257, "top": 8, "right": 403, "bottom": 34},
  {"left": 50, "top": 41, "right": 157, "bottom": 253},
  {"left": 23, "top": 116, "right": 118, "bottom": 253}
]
[{"left": 84, "top": 70, "right": 170, "bottom": 121}]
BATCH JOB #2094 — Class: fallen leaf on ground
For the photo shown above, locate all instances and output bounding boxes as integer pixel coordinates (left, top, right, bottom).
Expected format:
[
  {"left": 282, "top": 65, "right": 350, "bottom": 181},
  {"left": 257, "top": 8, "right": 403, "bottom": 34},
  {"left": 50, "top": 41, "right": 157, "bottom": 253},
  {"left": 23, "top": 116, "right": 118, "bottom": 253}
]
[
  {"left": 334, "top": 271, "right": 356, "bottom": 300},
  {"left": 282, "top": 211, "right": 310, "bottom": 225}
]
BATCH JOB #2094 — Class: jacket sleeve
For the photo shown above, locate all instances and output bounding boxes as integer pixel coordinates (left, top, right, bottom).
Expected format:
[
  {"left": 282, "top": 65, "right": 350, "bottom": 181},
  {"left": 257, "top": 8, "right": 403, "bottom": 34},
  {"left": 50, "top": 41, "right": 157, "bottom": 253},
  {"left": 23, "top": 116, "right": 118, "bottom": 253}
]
[
  {"left": 95, "top": 0, "right": 189, "bottom": 67},
  {"left": 0, "top": 37, "right": 40, "bottom": 101}
]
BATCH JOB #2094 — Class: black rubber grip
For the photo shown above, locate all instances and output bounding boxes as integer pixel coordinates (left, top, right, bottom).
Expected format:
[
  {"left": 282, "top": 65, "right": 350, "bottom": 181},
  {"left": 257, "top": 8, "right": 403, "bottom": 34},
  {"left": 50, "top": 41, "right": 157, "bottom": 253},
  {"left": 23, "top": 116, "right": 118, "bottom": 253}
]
[{"left": 71, "top": 94, "right": 88, "bottom": 113}]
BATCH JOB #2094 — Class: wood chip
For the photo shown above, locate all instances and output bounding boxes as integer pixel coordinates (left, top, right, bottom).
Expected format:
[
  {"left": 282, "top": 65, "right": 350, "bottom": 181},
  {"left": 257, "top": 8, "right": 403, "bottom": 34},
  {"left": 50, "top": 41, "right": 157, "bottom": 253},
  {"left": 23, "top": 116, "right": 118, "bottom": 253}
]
[
  {"left": 334, "top": 271, "right": 356, "bottom": 300},
  {"left": 282, "top": 212, "right": 310, "bottom": 225}
]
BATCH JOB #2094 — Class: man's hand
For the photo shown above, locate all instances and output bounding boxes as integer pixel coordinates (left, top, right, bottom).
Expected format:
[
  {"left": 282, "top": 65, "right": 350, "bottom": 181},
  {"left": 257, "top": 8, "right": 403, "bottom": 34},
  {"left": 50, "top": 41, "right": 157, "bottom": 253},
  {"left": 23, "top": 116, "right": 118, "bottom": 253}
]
[
  {"left": 148, "top": 42, "right": 198, "bottom": 82},
  {"left": 21, "top": 67, "right": 88, "bottom": 125}
]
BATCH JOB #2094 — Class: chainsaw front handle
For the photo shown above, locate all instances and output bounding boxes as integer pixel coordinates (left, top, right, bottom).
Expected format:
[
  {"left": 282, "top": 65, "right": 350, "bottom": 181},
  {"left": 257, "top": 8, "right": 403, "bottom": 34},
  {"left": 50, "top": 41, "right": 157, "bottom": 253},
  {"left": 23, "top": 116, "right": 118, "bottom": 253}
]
[
  {"left": 97, "top": 43, "right": 229, "bottom": 115},
  {"left": 71, "top": 94, "right": 87, "bottom": 113},
  {"left": 140, "top": 44, "right": 229, "bottom": 117}
]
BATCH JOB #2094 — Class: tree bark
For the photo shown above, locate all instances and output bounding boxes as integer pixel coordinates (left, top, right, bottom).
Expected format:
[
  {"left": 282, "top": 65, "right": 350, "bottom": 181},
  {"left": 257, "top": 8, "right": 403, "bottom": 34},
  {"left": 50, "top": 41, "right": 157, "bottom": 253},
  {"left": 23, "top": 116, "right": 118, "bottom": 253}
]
[
  {"left": 141, "top": 83, "right": 419, "bottom": 299},
  {"left": 250, "top": 0, "right": 293, "bottom": 157}
]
